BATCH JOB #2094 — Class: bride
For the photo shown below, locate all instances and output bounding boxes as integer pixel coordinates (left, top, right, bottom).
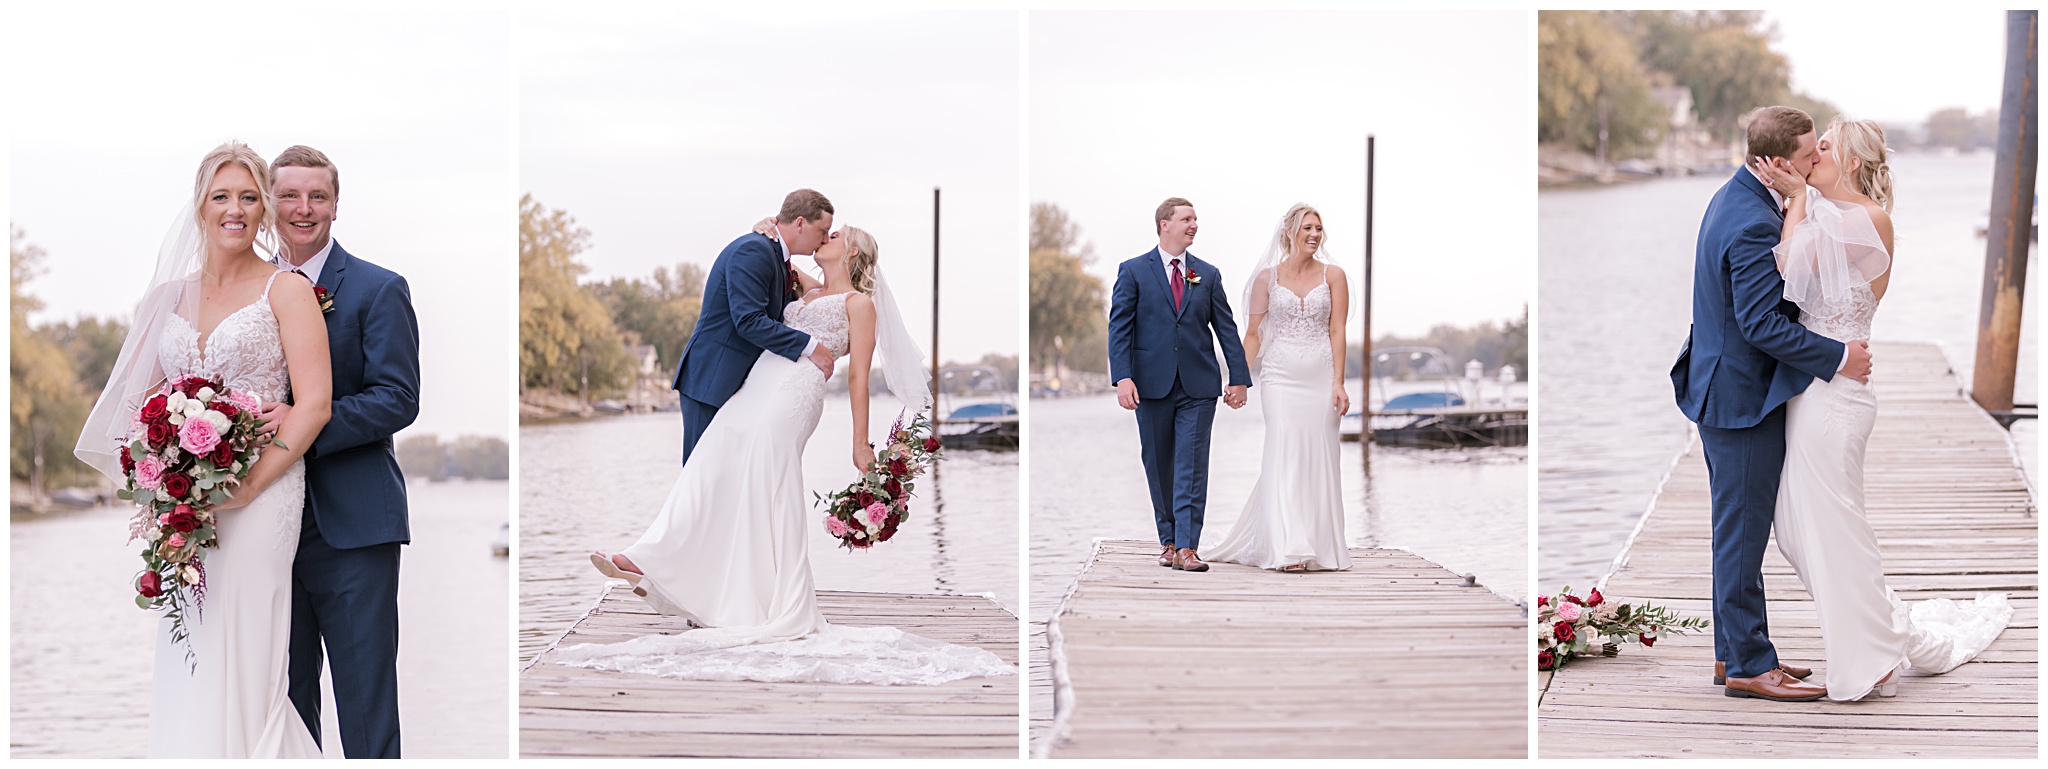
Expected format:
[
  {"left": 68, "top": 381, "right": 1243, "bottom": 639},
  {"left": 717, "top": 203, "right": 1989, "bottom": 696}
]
[
  {"left": 1207, "top": 204, "right": 1353, "bottom": 572},
  {"left": 575, "top": 224, "right": 1013, "bottom": 685},
  {"left": 75, "top": 141, "right": 330, "bottom": 757},
  {"left": 1754, "top": 118, "right": 2012, "bottom": 702}
]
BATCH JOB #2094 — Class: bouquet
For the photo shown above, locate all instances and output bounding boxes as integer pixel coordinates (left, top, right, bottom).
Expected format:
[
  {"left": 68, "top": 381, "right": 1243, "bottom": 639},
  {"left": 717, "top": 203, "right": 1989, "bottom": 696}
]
[
  {"left": 815, "top": 409, "right": 943, "bottom": 550},
  {"left": 1536, "top": 585, "right": 1708, "bottom": 672},
  {"left": 117, "top": 375, "right": 275, "bottom": 668}
]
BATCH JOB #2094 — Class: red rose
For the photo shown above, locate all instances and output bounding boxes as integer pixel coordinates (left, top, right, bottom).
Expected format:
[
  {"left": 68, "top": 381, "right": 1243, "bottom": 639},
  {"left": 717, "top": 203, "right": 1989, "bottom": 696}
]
[
  {"left": 139, "top": 395, "right": 171, "bottom": 424},
  {"left": 1537, "top": 650, "right": 1555, "bottom": 670},
  {"left": 1536, "top": 595, "right": 1549, "bottom": 607},
  {"left": 210, "top": 399, "right": 240, "bottom": 419},
  {"left": 1563, "top": 594, "right": 1584, "bottom": 606},
  {"left": 883, "top": 478, "right": 903, "bottom": 498},
  {"left": 119, "top": 446, "right": 137, "bottom": 475},
  {"left": 1640, "top": 630, "right": 1657, "bottom": 648},
  {"left": 162, "top": 473, "right": 193, "bottom": 499},
  {"left": 923, "top": 435, "right": 941, "bottom": 452},
  {"left": 855, "top": 490, "right": 876, "bottom": 508},
  {"left": 877, "top": 518, "right": 899, "bottom": 542},
  {"left": 1552, "top": 621, "right": 1576, "bottom": 643},
  {"left": 210, "top": 442, "right": 237, "bottom": 469},
  {"left": 146, "top": 420, "right": 176, "bottom": 449},
  {"left": 887, "top": 458, "right": 909, "bottom": 478},
  {"left": 138, "top": 570, "right": 164, "bottom": 599},
  {"left": 1587, "top": 588, "right": 1604, "bottom": 607},
  {"left": 167, "top": 504, "right": 200, "bottom": 533},
  {"left": 176, "top": 377, "right": 210, "bottom": 398}
]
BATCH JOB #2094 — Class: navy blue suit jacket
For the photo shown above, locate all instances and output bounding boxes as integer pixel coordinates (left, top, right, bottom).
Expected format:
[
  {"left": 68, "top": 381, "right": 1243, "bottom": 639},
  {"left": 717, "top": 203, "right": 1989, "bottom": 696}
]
[
  {"left": 304, "top": 241, "right": 420, "bottom": 549},
  {"left": 672, "top": 232, "right": 811, "bottom": 407},
  {"left": 1672, "top": 170, "right": 1846, "bottom": 429},
  {"left": 1108, "top": 248, "right": 1252, "bottom": 400}
]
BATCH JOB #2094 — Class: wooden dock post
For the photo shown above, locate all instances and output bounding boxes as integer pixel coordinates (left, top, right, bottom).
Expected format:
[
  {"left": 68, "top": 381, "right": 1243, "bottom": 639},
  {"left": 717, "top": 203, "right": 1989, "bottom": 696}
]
[
  {"left": 1539, "top": 342, "right": 2038, "bottom": 758},
  {"left": 1361, "top": 133, "right": 1377, "bottom": 458},
  {"left": 520, "top": 585, "right": 1019, "bottom": 758},
  {"left": 1972, "top": 10, "right": 2038, "bottom": 422},
  {"left": 1044, "top": 539, "right": 1527, "bottom": 758}
]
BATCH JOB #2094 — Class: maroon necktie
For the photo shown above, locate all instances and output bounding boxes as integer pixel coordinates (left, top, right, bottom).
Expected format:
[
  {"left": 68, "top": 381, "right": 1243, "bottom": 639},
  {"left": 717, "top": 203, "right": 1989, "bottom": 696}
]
[{"left": 1170, "top": 258, "right": 1185, "bottom": 312}]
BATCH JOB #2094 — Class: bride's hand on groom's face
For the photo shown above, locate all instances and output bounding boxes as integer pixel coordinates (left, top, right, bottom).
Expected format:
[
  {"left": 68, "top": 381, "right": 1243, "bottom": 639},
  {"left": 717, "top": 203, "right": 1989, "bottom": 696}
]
[{"left": 1752, "top": 156, "right": 1804, "bottom": 199}]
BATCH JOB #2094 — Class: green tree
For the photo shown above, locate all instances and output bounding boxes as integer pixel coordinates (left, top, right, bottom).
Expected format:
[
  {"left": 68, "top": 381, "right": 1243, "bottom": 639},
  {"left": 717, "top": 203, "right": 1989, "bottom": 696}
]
[
  {"left": 1623, "top": 11, "right": 1789, "bottom": 141},
  {"left": 519, "top": 195, "right": 632, "bottom": 401},
  {"left": 1029, "top": 203, "right": 1108, "bottom": 374},
  {"left": 1538, "top": 11, "right": 1666, "bottom": 160},
  {"left": 396, "top": 433, "right": 448, "bottom": 481},
  {"left": 11, "top": 225, "right": 95, "bottom": 498},
  {"left": 591, "top": 261, "right": 706, "bottom": 373}
]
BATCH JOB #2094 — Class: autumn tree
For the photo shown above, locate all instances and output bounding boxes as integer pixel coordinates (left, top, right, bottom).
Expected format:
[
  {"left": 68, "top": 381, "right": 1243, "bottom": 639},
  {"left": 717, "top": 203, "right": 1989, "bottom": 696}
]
[
  {"left": 1029, "top": 203, "right": 1108, "bottom": 375},
  {"left": 519, "top": 195, "right": 632, "bottom": 401}
]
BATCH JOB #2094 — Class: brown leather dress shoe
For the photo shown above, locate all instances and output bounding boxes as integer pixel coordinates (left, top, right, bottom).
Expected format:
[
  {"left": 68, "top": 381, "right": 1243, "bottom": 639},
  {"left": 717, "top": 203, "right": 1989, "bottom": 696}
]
[
  {"left": 1714, "top": 660, "right": 1814, "bottom": 686},
  {"left": 1159, "top": 544, "right": 1176, "bottom": 568},
  {"left": 1174, "top": 548, "right": 1209, "bottom": 572},
  {"left": 1724, "top": 668, "right": 1826, "bottom": 702}
]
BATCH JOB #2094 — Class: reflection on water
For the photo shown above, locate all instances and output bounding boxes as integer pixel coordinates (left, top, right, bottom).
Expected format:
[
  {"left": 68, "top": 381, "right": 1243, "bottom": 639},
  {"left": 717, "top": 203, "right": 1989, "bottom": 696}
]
[
  {"left": 1538, "top": 153, "right": 2037, "bottom": 591},
  {"left": 8, "top": 480, "right": 511, "bottom": 758},
  {"left": 518, "top": 397, "right": 1018, "bottom": 663},
  {"left": 1029, "top": 385, "right": 1530, "bottom": 615}
]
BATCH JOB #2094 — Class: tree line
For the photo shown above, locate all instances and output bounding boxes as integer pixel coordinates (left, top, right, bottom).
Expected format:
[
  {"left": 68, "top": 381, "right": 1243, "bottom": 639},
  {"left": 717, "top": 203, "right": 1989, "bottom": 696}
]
[
  {"left": 520, "top": 194, "right": 703, "bottom": 401},
  {"left": 396, "top": 434, "right": 510, "bottom": 481},
  {"left": 11, "top": 224, "right": 128, "bottom": 501}
]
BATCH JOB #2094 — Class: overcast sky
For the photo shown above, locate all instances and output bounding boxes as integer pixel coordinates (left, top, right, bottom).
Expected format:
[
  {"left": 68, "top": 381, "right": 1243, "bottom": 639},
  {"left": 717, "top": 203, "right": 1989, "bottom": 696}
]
[
  {"left": 9, "top": 9, "right": 514, "bottom": 442},
  {"left": 1770, "top": 9, "right": 2014, "bottom": 126},
  {"left": 1030, "top": 11, "right": 1532, "bottom": 340},
  {"left": 518, "top": 7, "right": 1021, "bottom": 361}
]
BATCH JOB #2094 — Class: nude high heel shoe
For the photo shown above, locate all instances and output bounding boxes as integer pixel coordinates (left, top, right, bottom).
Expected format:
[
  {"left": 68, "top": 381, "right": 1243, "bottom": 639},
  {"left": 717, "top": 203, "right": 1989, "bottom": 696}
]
[{"left": 589, "top": 551, "right": 649, "bottom": 597}]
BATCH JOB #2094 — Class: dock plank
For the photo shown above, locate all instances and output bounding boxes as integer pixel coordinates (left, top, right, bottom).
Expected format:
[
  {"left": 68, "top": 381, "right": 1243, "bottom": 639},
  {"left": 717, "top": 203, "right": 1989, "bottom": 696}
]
[
  {"left": 1044, "top": 539, "right": 1528, "bottom": 758},
  {"left": 520, "top": 586, "right": 1020, "bottom": 758},
  {"left": 1537, "top": 342, "right": 2038, "bottom": 758}
]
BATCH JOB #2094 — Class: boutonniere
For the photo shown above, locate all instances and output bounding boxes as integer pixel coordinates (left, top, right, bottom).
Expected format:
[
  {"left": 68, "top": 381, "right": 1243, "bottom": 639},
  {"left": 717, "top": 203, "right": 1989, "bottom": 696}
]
[
  {"left": 312, "top": 285, "right": 335, "bottom": 315},
  {"left": 1184, "top": 271, "right": 1202, "bottom": 286},
  {"left": 788, "top": 265, "right": 802, "bottom": 297}
]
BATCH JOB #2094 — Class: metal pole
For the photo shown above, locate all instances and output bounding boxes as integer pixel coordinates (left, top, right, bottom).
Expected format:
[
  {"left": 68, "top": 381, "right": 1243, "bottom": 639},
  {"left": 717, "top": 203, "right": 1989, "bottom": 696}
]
[
  {"left": 1973, "top": 11, "right": 2037, "bottom": 422},
  {"left": 931, "top": 187, "right": 943, "bottom": 422},
  {"left": 1362, "top": 135, "right": 1376, "bottom": 458}
]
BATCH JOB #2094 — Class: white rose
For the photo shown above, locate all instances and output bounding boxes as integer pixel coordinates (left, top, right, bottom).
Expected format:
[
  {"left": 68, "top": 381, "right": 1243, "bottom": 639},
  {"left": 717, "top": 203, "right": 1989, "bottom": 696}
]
[
  {"left": 169, "top": 411, "right": 185, "bottom": 426},
  {"left": 197, "top": 387, "right": 215, "bottom": 403},
  {"left": 167, "top": 391, "right": 187, "bottom": 411},
  {"left": 204, "top": 410, "right": 231, "bottom": 432}
]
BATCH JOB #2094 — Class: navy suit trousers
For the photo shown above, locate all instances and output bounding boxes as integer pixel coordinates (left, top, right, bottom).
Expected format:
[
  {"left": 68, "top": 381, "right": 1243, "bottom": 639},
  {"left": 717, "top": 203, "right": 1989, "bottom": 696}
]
[
  {"left": 288, "top": 512, "right": 402, "bottom": 758},
  {"left": 1134, "top": 378, "right": 1218, "bottom": 551},
  {"left": 1697, "top": 404, "right": 1787, "bottom": 680}
]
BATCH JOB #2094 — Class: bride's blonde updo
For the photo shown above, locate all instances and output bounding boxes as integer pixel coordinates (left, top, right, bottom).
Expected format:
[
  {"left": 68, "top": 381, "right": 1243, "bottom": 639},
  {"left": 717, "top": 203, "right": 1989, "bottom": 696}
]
[
  {"left": 1828, "top": 118, "right": 1894, "bottom": 213},
  {"left": 191, "top": 140, "right": 283, "bottom": 257},
  {"left": 841, "top": 226, "right": 881, "bottom": 296},
  {"left": 1281, "top": 202, "right": 1325, "bottom": 257}
]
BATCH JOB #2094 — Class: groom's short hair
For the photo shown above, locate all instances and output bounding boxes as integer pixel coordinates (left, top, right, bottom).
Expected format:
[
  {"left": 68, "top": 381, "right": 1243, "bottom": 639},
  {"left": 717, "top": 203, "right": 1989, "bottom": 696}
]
[
  {"left": 776, "top": 189, "right": 834, "bottom": 224},
  {"left": 1155, "top": 197, "right": 1193, "bottom": 233},
  {"left": 270, "top": 145, "right": 340, "bottom": 198},
  {"left": 1744, "top": 106, "right": 1814, "bottom": 161}
]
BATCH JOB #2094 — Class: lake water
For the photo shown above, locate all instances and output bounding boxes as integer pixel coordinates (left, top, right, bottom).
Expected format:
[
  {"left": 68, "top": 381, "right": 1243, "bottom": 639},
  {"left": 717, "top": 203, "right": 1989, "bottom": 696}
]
[
  {"left": 518, "top": 398, "right": 1020, "bottom": 663},
  {"left": 1537, "top": 152, "right": 2039, "bottom": 592},
  {"left": 1029, "top": 382, "right": 1531, "bottom": 611},
  {"left": 8, "top": 479, "right": 512, "bottom": 758}
]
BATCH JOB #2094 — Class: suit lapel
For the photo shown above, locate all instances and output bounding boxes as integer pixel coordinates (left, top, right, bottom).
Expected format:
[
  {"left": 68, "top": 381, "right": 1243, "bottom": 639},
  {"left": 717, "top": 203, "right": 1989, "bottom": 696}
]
[
  {"left": 1734, "top": 169, "right": 1785, "bottom": 223},
  {"left": 322, "top": 241, "right": 352, "bottom": 311},
  {"left": 1139, "top": 248, "right": 1175, "bottom": 316}
]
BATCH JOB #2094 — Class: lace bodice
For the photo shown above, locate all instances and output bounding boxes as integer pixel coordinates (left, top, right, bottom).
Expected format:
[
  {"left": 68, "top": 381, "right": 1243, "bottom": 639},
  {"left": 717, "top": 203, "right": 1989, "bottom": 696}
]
[
  {"left": 1260, "top": 272, "right": 1333, "bottom": 358},
  {"left": 1794, "top": 282, "right": 1878, "bottom": 344},
  {"left": 159, "top": 273, "right": 293, "bottom": 404},
  {"left": 786, "top": 292, "right": 854, "bottom": 359}
]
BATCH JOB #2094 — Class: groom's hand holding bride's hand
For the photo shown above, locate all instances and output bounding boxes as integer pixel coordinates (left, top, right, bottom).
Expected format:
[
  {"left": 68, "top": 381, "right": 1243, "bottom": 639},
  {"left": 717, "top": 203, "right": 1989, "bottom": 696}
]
[
  {"left": 1224, "top": 385, "right": 1248, "bottom": 409},
  {"left": 1841, "top": 340, "right": 1873, "bottom": 383}
]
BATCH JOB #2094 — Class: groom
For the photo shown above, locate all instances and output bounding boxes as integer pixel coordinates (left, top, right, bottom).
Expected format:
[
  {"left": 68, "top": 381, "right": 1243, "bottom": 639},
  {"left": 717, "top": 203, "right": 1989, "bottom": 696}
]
[
  {"left": 1109, "top": 197, "right": 1251, "bottom": 573},
  {"left": 671, "top": 188, "right": 838, "bottom": 464},
  {"left": 1671, "top": 106, "right": 1871, "bottom": 703},
  {"left": 266, "top": 146, "right": 420, "bottom": 756}
]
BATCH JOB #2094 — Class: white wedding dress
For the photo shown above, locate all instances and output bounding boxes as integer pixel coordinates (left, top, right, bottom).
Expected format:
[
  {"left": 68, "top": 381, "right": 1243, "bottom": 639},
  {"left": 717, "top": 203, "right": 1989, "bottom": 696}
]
[
  {"left": 149, "top": 270, "right": 321, "bottom": 757},
  {"left": 558, "top": 292, "right": 1014, "bottom": 685},
  {"left": 1207, "top": 265, "right": 1352, "bottom": 571},
  {"left": 1771, "top": 189, "right": 2012, "bottom": 701}
]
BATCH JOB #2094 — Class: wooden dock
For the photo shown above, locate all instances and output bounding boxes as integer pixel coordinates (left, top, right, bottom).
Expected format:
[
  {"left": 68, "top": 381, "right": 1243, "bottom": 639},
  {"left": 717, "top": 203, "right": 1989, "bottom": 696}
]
[
  {"left": 520, "top": 585, "right": 1020, "bottom": 758},
  {"left": 1539, "top": 341, "right": 2039, "bottom": 758},
  {"left": 1043, "top": 539, "right": 1528, "bottom": 758}
]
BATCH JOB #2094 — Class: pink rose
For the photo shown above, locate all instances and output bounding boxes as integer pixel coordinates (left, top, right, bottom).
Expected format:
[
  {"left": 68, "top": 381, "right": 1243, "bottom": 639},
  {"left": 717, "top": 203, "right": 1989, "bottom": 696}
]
[
  {"left": 135, "top": 455, "right": 166, "bottom": 490},
  {"left": 228, "top": 390, "right": 261, "bottom": 413},
  {"left": 1554, "top": 601, "right": 1582, "bottom": 623},
  {"left": 167, "top": 533, "right": 186, "bottom": 548},
  {"left": 864, "top": 501, "right": 889, "bottom": 527},
  {"left": 178, "top": 416, "right": 221, "bottom": 455},
  {"left": 824, "top": 514, "right": 850, "bottom": 537}
]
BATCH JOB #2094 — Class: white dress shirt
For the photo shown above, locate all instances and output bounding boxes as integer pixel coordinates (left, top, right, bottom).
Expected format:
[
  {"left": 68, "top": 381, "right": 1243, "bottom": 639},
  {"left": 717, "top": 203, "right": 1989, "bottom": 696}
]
[
  {"left": 281, "top": 238, "right": 335, "bottom": 284},
  {"left": 1159, "top": 246, "right": 1190, "bottom": 287}
]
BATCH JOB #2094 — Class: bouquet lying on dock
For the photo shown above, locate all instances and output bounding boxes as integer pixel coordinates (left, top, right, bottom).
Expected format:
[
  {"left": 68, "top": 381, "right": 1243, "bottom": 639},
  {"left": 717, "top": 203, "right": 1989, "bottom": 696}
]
[
  {"left": 118, "top": 375, "right": 275, "bottom": 668},
  {"left": 815, "top": 409, "right": 942, "bottom": 550},
  {"left": 1536, "top": 585, "right": 1707, "bottom": 672}
]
